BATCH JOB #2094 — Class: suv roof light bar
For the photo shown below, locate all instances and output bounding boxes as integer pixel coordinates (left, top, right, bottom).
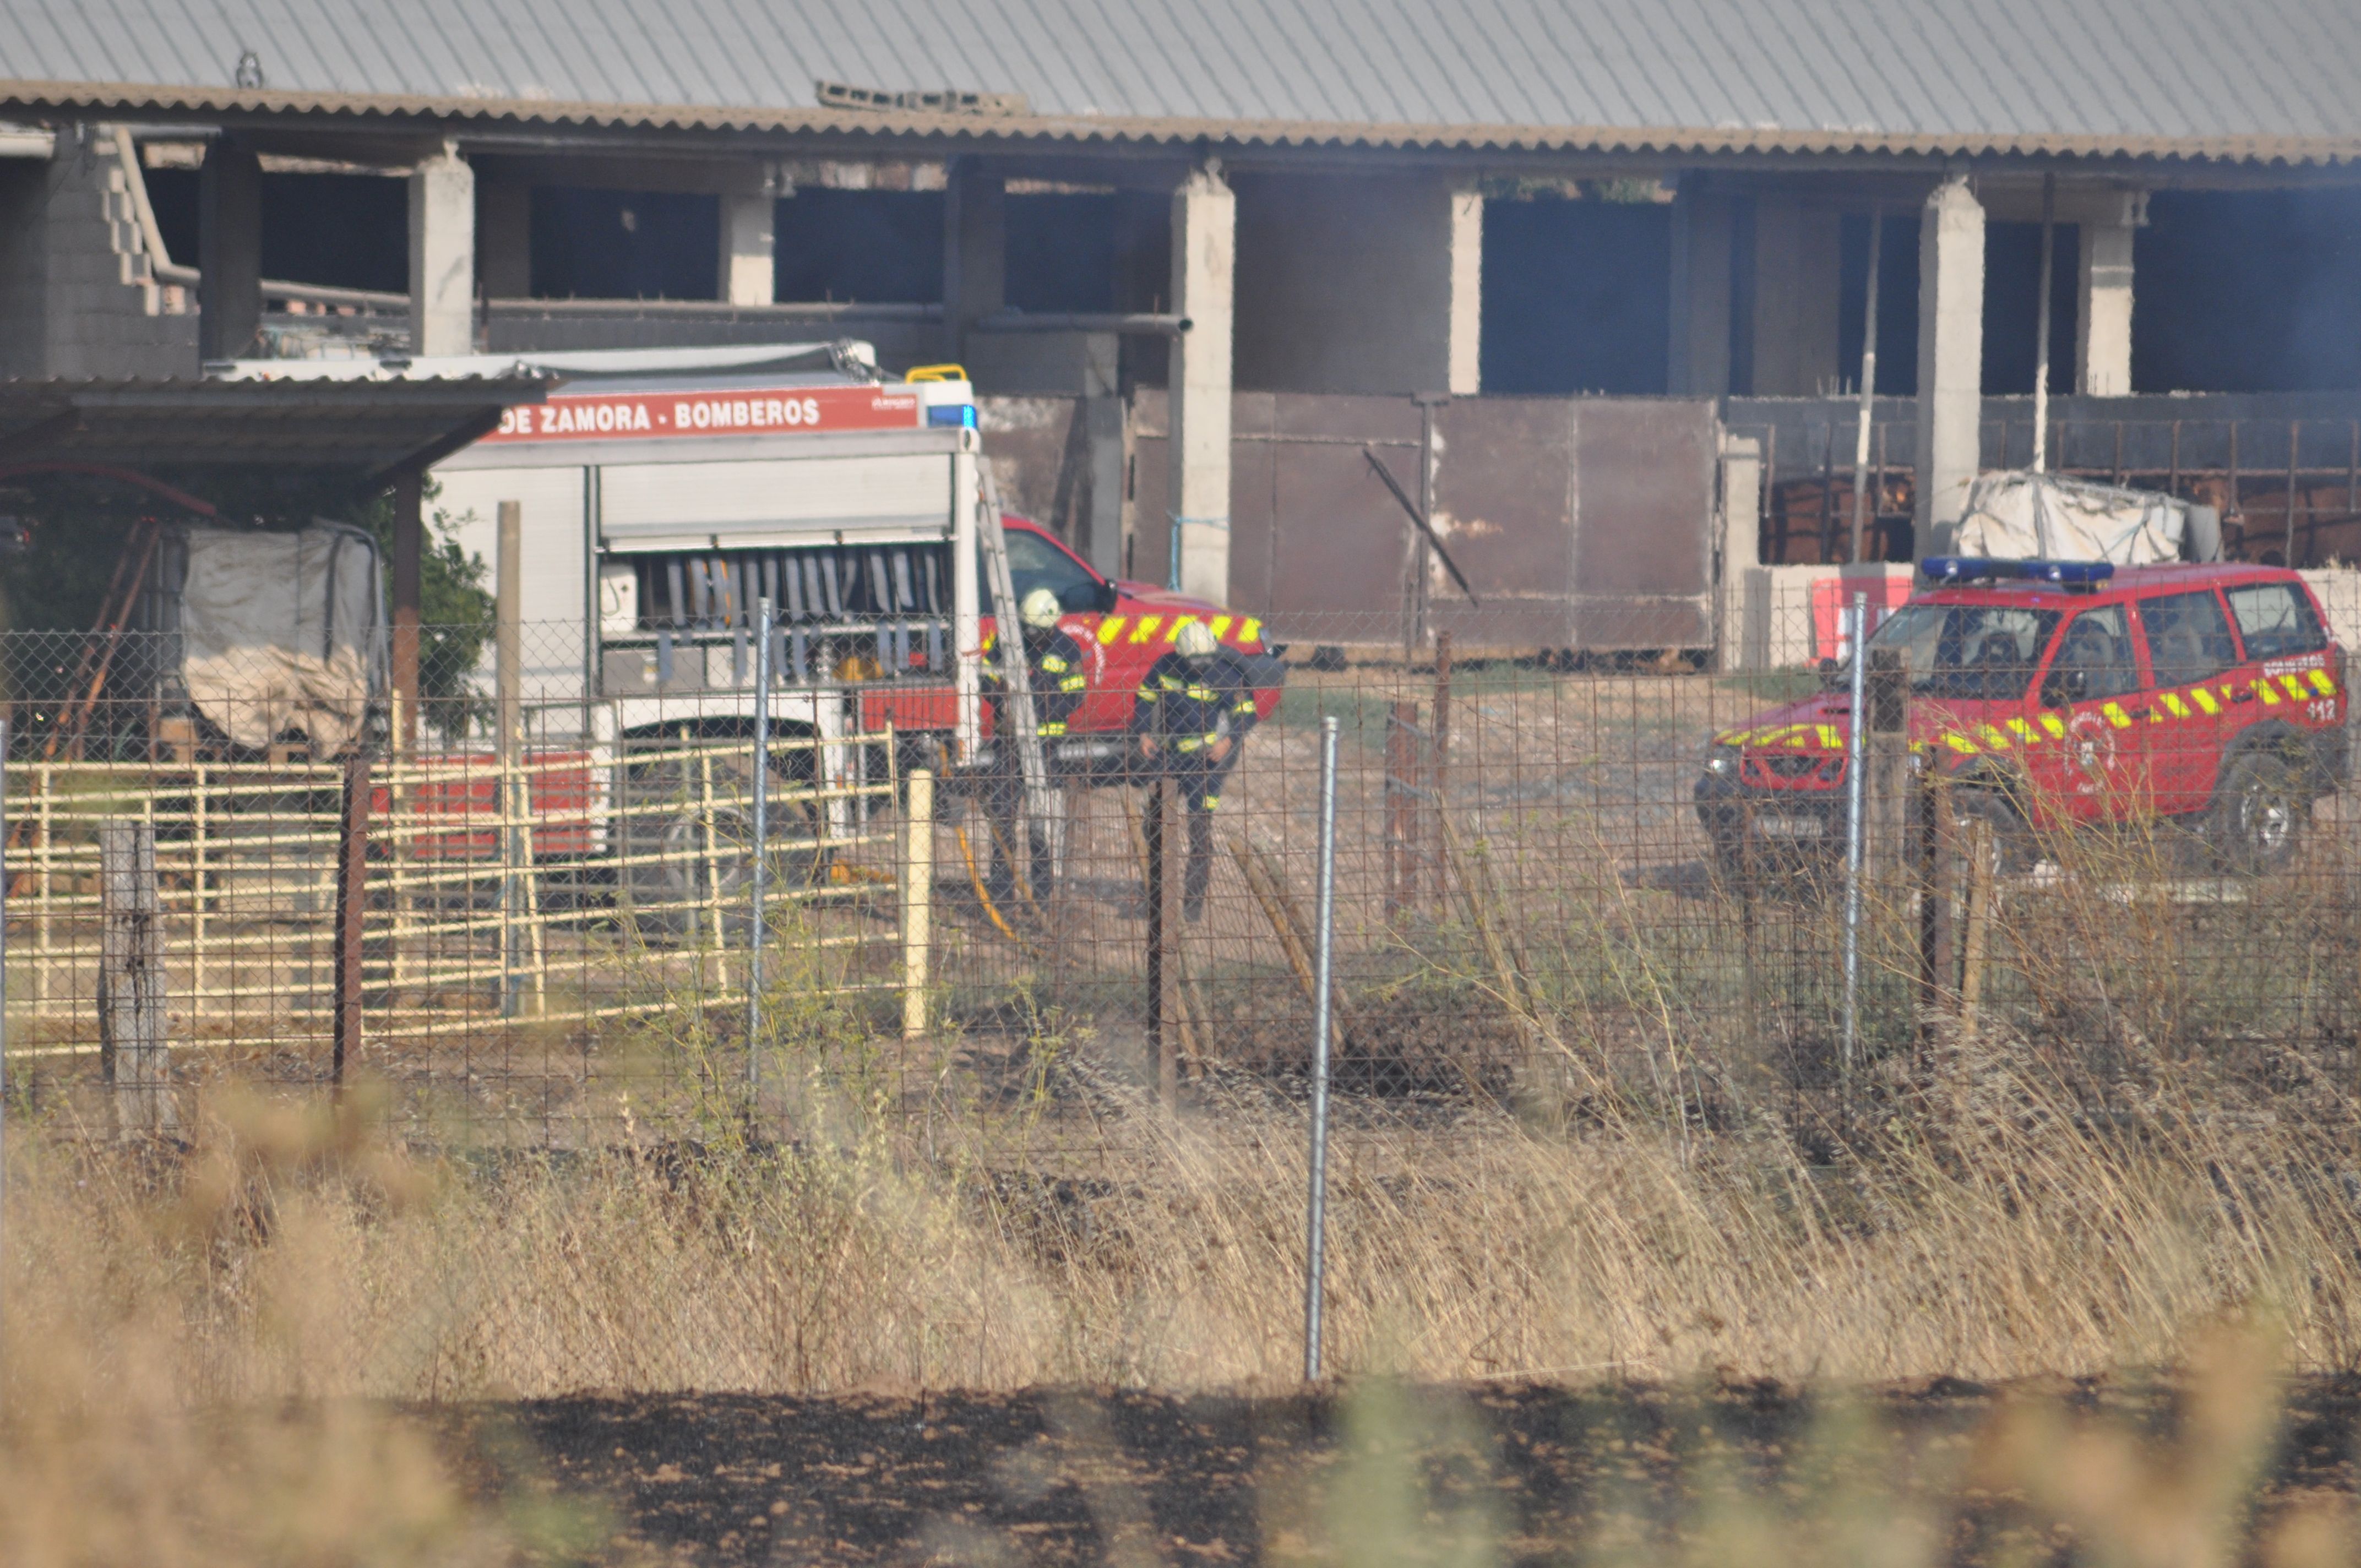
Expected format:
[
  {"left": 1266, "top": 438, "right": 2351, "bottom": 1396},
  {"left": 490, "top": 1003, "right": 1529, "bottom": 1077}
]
[{"left": 1921, "top": 556, "right": 2116, "bottom": 586}]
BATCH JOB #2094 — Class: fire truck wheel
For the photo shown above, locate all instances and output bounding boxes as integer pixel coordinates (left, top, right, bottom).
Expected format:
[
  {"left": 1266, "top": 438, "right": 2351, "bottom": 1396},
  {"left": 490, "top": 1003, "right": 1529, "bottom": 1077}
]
[
  {"left": 2207, "top": 752, "right": 2304, "bottom": 875},
  {"left": 1950, "top": 788, "right": 2033, "bottom": 878},
  {"left": 623, "top": 796, "right": 828, "bottom": 943}
]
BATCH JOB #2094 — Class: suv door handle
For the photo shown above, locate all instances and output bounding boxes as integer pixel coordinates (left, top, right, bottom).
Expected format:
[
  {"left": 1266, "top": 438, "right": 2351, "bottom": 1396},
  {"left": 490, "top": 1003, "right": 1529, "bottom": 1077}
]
[
  {"left": 2128, "top": 706, "right": 2152, "bottom": 720},
  {"left": 2230, "top": 689, "right": 2256, "bottom": 704}
]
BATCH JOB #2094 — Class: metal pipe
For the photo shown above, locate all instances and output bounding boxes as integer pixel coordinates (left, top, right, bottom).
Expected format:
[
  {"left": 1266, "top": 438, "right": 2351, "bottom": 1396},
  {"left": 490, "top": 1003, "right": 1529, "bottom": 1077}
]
[
  {"left": 1303, "top": 713, "right": 1340, "bottom": 1384},
  {"left": 972, "top": 309, "right": 1190, "bottom": 337},
  {"left": 1849, "top": 207, "right": 1882, "bottom": 562},
  {"left": 496, "top": 499, "right": 523, "bottom": 1019},
  {"left": 2032, "top": 173, "right": 2055, "bottom": 474},
  {"left": 2, "top": 715, "right": 10, "bottom": 1348},
  {"left": 1841, "top": 593, "right": 1868, "bottom": 1115},
  {"left": 749, "top": 596, "right": 771, "bottom": 1097}
]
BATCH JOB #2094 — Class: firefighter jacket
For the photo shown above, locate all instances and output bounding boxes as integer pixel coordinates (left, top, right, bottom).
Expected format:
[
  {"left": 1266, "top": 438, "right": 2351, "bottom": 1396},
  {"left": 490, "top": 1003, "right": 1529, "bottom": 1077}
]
[
  {"left": 985, "top": 626, "right": 1087, "bottom": 737},
  {"left": 1129, "top": 647, "right": 1261, "bottom": 756}
]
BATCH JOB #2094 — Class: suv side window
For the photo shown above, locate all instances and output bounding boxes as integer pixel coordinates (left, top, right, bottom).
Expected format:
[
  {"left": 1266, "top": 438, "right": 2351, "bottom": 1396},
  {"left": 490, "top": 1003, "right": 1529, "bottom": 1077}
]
[
  {"left": 993, "top": 530, "right": 1102, "bottom": 614},
  {"left": 2139, "top": 590, "right": 2239, "bottom": 689},
  {"left": 2225, "top": 582, "right": 2329, "bottom": 661},
  {"left": 2046, "top": 605, "right": 2141, "bottom": 702}
]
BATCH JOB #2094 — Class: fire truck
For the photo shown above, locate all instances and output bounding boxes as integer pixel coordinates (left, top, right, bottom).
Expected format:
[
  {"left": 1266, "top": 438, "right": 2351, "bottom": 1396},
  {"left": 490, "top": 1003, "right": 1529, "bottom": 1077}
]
[{"left": 224, "top": 341, "right": 1281, "bottom": 917}]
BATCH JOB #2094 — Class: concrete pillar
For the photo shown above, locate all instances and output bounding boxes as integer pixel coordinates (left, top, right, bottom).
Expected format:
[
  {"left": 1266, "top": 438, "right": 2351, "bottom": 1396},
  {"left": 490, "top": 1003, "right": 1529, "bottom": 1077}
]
[
  {"left": 409, "top": 142, "right": 475, "bottom": 357},
  {"left": 1914, "top": 175, "right": 1987, "bottom": 548},
  {"left": 1751, "top": 197, "right": 1842, "bottom": 395},
  {"left": 943, "top": 158, "right": 1005, "bottom": 363},
  {"left": 2078, "top": 206, "right": 2136, "bottom": 395},
  {"left": 1082, "top": 333, "right": 1127, "bottom": 579},
  {"left": 475, "top": 175, "right": 531, "bottom": 300},
  {"left": 1447, "top": 183, "right": 1482, "bottom": 395},
  {"left": 719, "top": 186, "right": 776, "bottom": 306},
  {"left": 1168, "top": 163, "right": 1234, "bottom": 600},
  {"left": 197, "top": 134, "right": 262, "bottom": 361},
  {"left": 1668, "top": 181, "right": 1734, "bottom": 396}
]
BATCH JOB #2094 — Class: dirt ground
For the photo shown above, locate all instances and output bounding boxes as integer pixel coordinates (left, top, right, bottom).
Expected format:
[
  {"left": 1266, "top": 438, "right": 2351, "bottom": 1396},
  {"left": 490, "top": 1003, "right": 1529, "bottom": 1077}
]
[{"left": 436, "top": 1375, "right": 2361, "bottom": 1565}]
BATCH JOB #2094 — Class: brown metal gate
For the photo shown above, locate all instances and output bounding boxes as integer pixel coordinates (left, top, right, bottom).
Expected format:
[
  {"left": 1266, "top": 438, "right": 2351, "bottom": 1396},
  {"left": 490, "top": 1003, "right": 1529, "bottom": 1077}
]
[{"left": 1128, "top": 391, "right": 1717, "bottom": 651}]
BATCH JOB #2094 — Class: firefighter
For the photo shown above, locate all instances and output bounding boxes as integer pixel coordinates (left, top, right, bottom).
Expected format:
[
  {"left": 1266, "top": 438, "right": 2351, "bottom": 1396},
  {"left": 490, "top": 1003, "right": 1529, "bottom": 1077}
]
[
  {"left": 982, "top": 586, "right": 1087, "bottom": 907},
  {"left": 1131, "top": 618, "right": 1260, "bottom": 922}
]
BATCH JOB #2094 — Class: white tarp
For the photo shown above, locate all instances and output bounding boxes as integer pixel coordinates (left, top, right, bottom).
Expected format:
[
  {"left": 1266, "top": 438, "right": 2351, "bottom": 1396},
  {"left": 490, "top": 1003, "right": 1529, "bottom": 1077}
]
[
  {"left": 178, "top": 523, "right": 384, "bottom": 752},
  {"left": 1954, "top": 470, "right": 2222, "bottom": 564}
]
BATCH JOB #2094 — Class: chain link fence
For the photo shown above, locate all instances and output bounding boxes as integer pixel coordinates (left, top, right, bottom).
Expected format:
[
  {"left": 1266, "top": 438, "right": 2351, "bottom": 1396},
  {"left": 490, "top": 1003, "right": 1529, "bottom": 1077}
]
[{"left": 2, "top": 598, "right": 2358, "bottom": 1156}]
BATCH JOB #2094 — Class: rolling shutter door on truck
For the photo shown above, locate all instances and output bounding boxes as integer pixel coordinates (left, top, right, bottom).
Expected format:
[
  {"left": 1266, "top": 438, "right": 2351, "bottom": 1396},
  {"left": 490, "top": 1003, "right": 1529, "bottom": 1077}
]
[
  {"left": 598, "top": 454, "right": 952, "bottom": 550},
  {"left": 427, "top": 465, "right": 588, "bottom": 703}
]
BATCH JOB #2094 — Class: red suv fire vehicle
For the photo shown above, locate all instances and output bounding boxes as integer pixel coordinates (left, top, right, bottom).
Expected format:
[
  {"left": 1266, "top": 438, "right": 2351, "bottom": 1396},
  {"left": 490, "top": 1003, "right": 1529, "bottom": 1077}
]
[{"left": 1696, "top": 558, "right": 2348, "bottom": 873}]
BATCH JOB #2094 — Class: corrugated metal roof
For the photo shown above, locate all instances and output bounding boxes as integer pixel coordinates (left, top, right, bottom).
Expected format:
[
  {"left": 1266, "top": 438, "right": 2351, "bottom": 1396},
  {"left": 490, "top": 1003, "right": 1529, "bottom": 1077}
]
[{"left": 3, "top": 0, "right": 2360, "bottom": 162}]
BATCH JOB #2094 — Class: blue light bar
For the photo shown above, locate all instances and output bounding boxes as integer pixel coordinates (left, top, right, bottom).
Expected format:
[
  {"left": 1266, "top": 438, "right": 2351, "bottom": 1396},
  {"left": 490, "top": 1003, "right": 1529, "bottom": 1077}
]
[
  {"left": 1920, "top": 556, "right": 2115, "bottom": 586},
  {"left": 926, "top": 402, "right": 978, "bottom": 428}
]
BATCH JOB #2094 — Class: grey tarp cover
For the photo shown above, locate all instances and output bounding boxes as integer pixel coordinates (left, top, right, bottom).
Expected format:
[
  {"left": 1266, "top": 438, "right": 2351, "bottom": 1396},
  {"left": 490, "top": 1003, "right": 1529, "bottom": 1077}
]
[
  {"left": 178, "top": 522, "right": 385, "bottom": 751},
  {"left": 1954, "top": 470, "right": 2223, "bottom": 564}
]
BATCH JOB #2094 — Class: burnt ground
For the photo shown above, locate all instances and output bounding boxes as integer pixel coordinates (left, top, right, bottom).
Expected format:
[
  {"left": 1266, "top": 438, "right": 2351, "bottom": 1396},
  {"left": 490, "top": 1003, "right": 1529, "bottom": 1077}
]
[{"left": 434, "top": 1375, "right": 2361, "bottom": 1565}]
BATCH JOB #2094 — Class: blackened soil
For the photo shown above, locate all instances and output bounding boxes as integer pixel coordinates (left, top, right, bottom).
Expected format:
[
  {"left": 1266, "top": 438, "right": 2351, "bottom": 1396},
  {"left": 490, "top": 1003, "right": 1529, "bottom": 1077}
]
[{"left": 433, "top": 1375, "right": 2361, "bottom": 1565}]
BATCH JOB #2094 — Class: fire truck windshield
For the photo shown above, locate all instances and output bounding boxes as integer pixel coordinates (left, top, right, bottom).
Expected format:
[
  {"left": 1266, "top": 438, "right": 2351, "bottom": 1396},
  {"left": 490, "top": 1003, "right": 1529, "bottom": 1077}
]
[{"left": 1863, "top": 603, "right": 2063, "bottom": 701}]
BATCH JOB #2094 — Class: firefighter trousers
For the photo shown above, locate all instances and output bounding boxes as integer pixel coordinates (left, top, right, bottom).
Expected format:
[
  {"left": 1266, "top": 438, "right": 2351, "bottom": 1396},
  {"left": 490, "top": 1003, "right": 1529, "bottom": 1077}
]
[{"left": 982, "top": 755, "right": 1055, "bottom": 906}]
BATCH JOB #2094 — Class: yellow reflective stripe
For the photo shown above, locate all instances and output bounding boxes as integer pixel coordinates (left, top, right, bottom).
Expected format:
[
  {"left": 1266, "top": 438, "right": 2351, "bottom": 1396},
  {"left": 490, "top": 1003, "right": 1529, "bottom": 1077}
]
[
  {"left": 2189, "top": 687, "right": 2219, "bottom": 716},
  {"left": 2311, "top": 669, "right": 2337, "bottom": 695},
  {"left": 1210, "top": 614, "right": 1233, "bottom": 639},
  {"left": 1039, "top": 655, "right": 1068, "bottom": 672},
  {"left": 2254, "top": 679, "right": 2282, "bottom": 706},
  {"left": 1060, "top": 674, "right": 1087, "bottom": 690},
  {"left": 1978, "top": 723, "right": 2012, "bottom": 750},
  {"left": 2005, "top": 717, "right": 2038, "bottom": 745},
  {"left": 1944, "top": 732, "right": 1981, "bottom": 754},
  {"left": 1241, "top": 618, "right": 1263, "bottom": 644},
  {"left": 1038, "top": 722, "right": 1067, "bottom": 736},
  {"left": 1098, "top": 616, "right": 1127, "bottom": 643},
  {"left": 2038, "top": 712, "right": 2067, "bottom": 738},
  {"left": 2158, "top": 692, "right": 2189, "bottom": 718},
  {"left": 1130, "top": 615, "right": 1163, "bottom": 644},
  {"left": 2102, "top": 701, "right": 2133, "bottom": 728},
  {"left": 1165, "top": 614, "right": 1197, "bottom": 643},
  {"left": 2281, "top": 673, "right": 2310, "bottom": 700},
  {"left": 1718, "top": 728, "right": 1753, "bottom": 745},
  {"left": 1816, "top": 725, "right": 1842, "bottom": 749}
]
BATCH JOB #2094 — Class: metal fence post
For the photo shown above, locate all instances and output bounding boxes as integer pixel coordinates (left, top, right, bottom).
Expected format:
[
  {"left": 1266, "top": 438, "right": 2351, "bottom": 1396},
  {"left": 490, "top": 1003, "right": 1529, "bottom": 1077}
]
[
  {"left": 749, "top": 595, "right": 771, "bottom": 1096},
  {"left": 1841, "top": 593, "right": 1867, "bottom": 1118},
  {"left": 902, "top": 768, "right": 934, "bottom": 1040},
  {"left": 1304, "top": 713, "right": 1340, "bottom": 1383},
  {"left": 99, "top": 819, "right": 175, "bottom": 1137},
  {"left": 330, "top": 746, "right": 371, "bottom": 1090},
  {"left": 495, "top": 498, "right": 521, "bottom": 1020}
]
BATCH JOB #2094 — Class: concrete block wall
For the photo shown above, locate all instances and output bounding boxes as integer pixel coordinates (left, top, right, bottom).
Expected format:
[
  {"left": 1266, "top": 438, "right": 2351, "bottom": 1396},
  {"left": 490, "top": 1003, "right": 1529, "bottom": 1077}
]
[{"left": 0, "top": 128, "right": 197, "bottom": 379}]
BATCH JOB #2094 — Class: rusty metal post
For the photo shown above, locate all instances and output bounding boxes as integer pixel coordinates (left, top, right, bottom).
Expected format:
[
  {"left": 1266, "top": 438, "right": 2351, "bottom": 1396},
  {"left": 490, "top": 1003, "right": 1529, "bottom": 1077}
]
[
  {"left": 1918, "top": 770, "right": 1956, "bottom": 1041},
  {"left": 1430, "top": 632, "right": 1451, "bottom": 911},
  {"left": 1384, "top": 702, "right": 1416, "bottom": 922},
  {"left": 390, "top": 468, "right": 423, "bottom": 752},
  {"left": 331, "top": 747, "right": 372, "bottom": 1088},
  {"left": 1145, "top": 777, "right": 1181, "bottom": 1108},
  {"left": 1864, "top": 647, "right": 1910, "bottom": 879}
]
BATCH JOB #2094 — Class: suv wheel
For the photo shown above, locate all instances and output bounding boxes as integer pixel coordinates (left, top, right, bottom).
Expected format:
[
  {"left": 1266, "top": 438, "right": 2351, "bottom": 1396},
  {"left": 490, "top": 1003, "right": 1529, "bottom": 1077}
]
[{"left": 2207, "top": 752, "right": 2303, "bottom": 874}]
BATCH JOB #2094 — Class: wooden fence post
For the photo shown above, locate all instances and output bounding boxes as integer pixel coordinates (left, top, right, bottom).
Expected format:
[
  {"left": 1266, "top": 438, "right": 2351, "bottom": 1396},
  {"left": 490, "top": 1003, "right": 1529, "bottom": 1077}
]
[
  {"left": 99, "top": 820, "right": 175, "bottom": 1137},
  {"left": 1145, "top": 777, "right": 1180, "bottom": 1109},
  {"left": 901, "top": 769, "right": 934, "bottom": 1041},
  {"left": 331, "top": 749, "right": 372, "bottom": 1088}
]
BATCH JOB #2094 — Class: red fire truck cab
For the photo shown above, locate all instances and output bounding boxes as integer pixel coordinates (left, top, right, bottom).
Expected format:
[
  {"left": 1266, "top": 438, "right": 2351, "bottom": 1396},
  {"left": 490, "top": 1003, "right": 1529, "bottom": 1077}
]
[{"left": 1696, "top": 558, "right": 2348, "bottom": 874}]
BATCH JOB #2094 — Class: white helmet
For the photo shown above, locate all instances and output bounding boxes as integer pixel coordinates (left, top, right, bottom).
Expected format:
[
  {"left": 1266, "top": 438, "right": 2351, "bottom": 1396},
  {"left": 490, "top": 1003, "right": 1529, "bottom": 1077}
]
[
  {"left": 1019, "top": 587, "right": 1063, "bottom": 629},
  {"left": 1175, "top": 619, "right": 1220, "bottom": 662}
]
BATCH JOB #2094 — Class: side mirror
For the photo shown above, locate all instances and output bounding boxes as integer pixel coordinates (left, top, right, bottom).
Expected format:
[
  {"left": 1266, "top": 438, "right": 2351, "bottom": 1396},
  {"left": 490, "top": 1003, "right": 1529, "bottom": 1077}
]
[
  {"left": 1818, "top": 656, "right": 1842, "bottom": 690},
  {"left": 1095, "top": 578, "right": 1121, "bottom": 613},
  {"left": 2041, "top": 667, "right": 2087, "bottom": 707}
]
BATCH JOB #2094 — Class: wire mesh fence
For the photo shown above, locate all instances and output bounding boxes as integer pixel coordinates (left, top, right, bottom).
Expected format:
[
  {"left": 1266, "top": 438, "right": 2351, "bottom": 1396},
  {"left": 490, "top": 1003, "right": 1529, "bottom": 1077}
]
[{"left": 2, "top": 590, "right": 2358, "bottom": 1155}]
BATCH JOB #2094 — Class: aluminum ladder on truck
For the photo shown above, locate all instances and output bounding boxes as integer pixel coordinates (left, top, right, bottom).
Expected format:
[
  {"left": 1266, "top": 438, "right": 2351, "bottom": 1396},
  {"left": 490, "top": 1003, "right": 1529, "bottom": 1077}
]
[{"left": 977, "top": 473, "right": 1062, "bottom": 891}]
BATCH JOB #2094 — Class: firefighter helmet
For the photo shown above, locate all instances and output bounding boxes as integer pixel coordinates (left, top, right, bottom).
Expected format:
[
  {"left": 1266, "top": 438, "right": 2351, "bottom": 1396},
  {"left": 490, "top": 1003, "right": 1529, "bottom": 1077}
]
[
  {"left": 1020, "top": 587, "right": 1063, "bottom": 629},
  {"left": 1176, "top": 620, "right": 1220, "bottom": 662}
]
